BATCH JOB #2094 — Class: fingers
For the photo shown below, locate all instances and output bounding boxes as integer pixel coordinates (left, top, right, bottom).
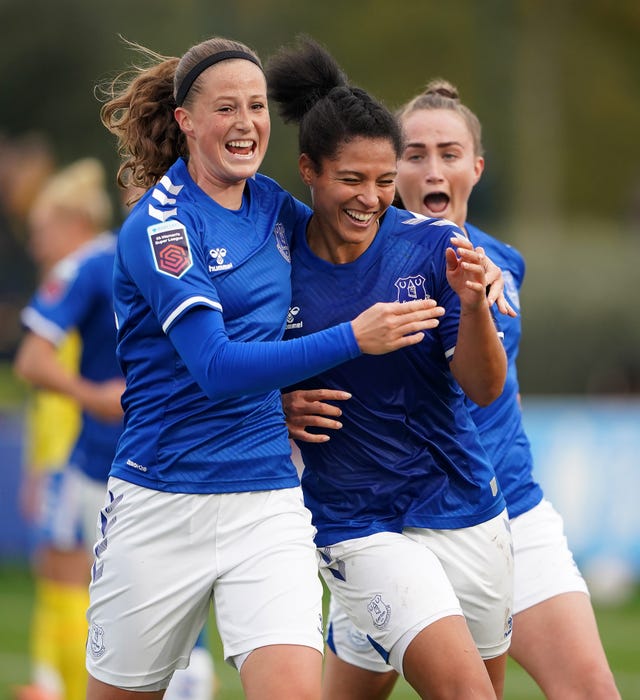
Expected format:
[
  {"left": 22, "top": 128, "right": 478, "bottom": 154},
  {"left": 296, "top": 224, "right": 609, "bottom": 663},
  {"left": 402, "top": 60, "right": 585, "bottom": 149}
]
[
  {"left": 296, "top": 388, "right": 352, "bottom": 404},
  {"left": 353, "top": 299, "right": 446, "bottom": 355},
  {"left": 486, "top": 284, "right": 500, "bottom": 306},
  {"left": 290, "top": 413, "right": 343, "bottom": 430},
  {"left": 450, "top": 235, "right": 472, "bottom": 249},
  {"left": 393, "top": 305, "right": 445, "bottom": 335},
  {"left": 398, "top": 300, "right": 445, "bottom": 321},
  {"left": 464, "top": 280, "right": 486, "bottom": 293},
  {"left": 393, "top": 297, "right": 438, "bottom": 313},
  {"left": 283, "top": 388, "right": 351, "bottom": 442},
  {"left": 450, "top": 239, "right": 487, "bottom": 265},
  {"left": 457, "top": 249, "right": 485, "bottom": 268},
  {"left": 445, "top": 246, "right": 459, "bottom": 271},
  {"left": 392, "top": 330, "right": 425, "bottom": 348},
  {"left": 380, "top": 303, "right": 441, "bottom": 350},
  {"left": 283, "top": 389, "right": 350, "bottom": 417},
  {"left": 381, "top": 300, "right": 445, "bottom": 337},
  {"left": 392, "top": 299, "right": 444, "bottom": 317},
  {"left": 287, "top": 412, "right": 343, "bottom": 442},
  {"left": 288, "top": 426, "right": 331, "bottom": 443},
  {"left": 286, "top": 404, "right": 344, "bottom": 428},
  {"left": 447, "top": 245, "right": 486, "bottom": 277},
  {"left": 495, "top": 295, "right": 518, "bottom": 317},
  {"left": 484, "top": 282, "right": 517, "bottom": 317}
]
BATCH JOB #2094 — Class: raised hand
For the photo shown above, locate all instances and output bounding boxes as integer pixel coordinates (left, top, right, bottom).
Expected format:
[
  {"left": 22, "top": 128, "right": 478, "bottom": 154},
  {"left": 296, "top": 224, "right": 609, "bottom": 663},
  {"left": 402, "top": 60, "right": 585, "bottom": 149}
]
[
  {"left": 449, "top": 236, "right": 516, "bottom": 316},
  {"left": 351, "top": 298, "right": 445, "bottom": 355}
]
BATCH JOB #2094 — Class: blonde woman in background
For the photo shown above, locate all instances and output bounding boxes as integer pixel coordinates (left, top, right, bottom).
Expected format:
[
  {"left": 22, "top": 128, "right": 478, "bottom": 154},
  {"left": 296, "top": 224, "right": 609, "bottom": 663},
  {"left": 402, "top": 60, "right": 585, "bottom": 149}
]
[
  {"left": 14, "top": 158, "right": 116, "bottom": 700},
  {"left": 16, "top": 329, "right": 83, "bottom": 700},
  {"left": 14, "top": 158, "right": 218, "bottom": 700}
]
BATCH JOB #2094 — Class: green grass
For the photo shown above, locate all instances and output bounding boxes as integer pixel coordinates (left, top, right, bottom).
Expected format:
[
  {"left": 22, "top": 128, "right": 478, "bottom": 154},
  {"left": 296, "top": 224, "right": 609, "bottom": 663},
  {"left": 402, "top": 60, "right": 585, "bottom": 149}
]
[
  {"left": 1, "top": 564, "right": 638, "bottom": 699},
  {"left": 0, "top": 363, "right": 27, "bottom": 410}
]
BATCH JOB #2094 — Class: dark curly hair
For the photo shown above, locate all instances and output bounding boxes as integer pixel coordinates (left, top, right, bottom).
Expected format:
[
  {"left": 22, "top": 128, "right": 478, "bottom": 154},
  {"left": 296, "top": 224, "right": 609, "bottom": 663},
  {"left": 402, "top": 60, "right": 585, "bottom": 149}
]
[{"left": 266, "top": 35, "right": 402, "bottom": 171}]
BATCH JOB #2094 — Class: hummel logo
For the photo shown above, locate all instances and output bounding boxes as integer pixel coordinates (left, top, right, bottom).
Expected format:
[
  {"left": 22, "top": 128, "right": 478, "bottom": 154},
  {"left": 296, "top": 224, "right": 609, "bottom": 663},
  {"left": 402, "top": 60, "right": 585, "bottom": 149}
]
[{"left": 286, "top": 306, "right": 303, "bottom": 330}]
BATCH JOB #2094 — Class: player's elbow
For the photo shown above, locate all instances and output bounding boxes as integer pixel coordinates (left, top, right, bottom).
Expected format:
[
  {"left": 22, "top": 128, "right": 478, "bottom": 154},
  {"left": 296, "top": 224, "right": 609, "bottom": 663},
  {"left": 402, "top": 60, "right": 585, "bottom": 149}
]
[
  {"left": 469, "top": 379, "right": 504, "bottom": 407},
  {"left": 473, "top": 362, "right": 507, "bottom": 406},
  {"left": 459, "top": 361, "right": 507, "bottom": 407},
  {"left": 13, "top": 347, "right": 33, "bottom": 385}
]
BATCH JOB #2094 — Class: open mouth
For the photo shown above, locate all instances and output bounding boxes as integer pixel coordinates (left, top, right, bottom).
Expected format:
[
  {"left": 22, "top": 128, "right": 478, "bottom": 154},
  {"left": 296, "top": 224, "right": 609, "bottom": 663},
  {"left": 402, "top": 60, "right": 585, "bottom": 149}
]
[
  {"left": 226, "top": 140, "right": 256, "bottom": 157},
  {"left": 345, "top": 209, "right": 377, "bottom": 224},
  {"left": 423, "top": 192, "right": 450, "bottom": 214}
]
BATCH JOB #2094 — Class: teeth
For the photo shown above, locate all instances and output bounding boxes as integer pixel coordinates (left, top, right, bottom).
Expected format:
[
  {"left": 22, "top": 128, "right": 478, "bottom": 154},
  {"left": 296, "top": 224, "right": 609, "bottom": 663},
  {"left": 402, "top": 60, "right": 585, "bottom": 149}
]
[
  {"left": 228, "top": 140, "right": 254, "bottom": 148},
  {"left": 346, "top": 210, "right": 375, "bottom": 222}
]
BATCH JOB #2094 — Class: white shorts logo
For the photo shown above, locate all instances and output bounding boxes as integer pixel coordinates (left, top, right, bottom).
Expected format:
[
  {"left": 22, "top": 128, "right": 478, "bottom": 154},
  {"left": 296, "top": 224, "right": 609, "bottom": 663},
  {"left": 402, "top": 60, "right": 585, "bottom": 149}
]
[
  {"left": 88, "top": 622, "right": 106, "bottom": 659},
  {"left": 504, "top": 613, "right": 513, "bottom": 639},
  {"left": 367, "top": 593, "right": 391, "bottom": 629},
  {"left": 348, "top": 625, "right": 371, "bottom": 648}
]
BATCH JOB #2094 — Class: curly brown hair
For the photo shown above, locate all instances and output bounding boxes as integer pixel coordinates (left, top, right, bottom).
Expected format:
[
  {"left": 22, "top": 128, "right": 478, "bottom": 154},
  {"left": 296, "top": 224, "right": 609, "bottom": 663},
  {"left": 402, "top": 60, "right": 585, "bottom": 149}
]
[{"left": 98, "top": 37, "right": 261, "bottom": 198}]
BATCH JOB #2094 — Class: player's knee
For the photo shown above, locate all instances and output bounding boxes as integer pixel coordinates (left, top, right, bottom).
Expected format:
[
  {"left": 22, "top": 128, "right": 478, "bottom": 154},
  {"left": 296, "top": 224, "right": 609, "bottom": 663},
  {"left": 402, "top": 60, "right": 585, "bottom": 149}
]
[{"left": 548, "top": 663, "right": 620, "bottom": 700}]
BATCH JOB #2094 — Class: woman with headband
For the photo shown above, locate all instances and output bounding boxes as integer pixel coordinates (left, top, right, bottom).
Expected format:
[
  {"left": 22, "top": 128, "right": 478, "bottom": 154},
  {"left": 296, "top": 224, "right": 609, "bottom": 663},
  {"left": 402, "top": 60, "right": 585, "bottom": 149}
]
[{"left": 86, "top": 36, "right": 441, "bottom": 700}]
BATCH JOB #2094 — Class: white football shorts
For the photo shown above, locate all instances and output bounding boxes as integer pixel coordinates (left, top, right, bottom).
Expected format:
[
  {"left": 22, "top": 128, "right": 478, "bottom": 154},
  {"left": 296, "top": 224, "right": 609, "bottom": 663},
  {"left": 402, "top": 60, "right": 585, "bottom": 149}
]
[
  {"left": 324, "top": 509, "right": 513, "bottom": 674},
  {"left": 511, "top": 498, "right": 588, "bottom": 613},
  {"left": 86, "top": 478, "right": 324, "bottom": 690},
  {"left": 37, "top": 465, "right": 108, "bottom": 552}
]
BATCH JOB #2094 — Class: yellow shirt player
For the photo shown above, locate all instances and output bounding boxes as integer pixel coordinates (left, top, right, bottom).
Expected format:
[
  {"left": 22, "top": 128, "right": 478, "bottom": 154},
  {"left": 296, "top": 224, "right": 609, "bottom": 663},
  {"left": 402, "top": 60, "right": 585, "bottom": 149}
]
[
  {"left": 26, "top": 332, "right": 81, "bottom": 474},
  {"left": 18, "top": 332, "right": 88, "bottom": 700}
]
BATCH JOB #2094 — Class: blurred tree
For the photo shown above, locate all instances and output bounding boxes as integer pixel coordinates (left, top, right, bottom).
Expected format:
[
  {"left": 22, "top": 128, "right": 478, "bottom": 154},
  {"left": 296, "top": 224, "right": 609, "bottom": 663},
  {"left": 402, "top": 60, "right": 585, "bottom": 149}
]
[{"left": 0, "top": 0, "right": 638, "bottom": 392}]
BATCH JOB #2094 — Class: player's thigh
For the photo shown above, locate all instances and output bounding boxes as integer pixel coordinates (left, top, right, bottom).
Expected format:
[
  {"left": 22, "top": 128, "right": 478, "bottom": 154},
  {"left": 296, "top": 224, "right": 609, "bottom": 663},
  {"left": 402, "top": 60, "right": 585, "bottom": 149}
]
[
  {"left": 402, "top": 615, "right": 496, "bottom": 700},
  {"left": 318, "top": 531, "right": 462, "bottom": 674},
  {"left": 240, "top": 644, "right": 322, "bottom": 700},
  {"left": 510, "top": 592, "right": 619, "bottom": 699},
  {"left": 36, "top": 468, "right": 84, "bottom": 551},
  {"left": 510, "top": 498, "right": 588, "bottom": 614},
  {"left": 31, "top": 467, "right": 91, "bottom": 584},
  {"left": 321, "top": 645, "right": 398, "bottom": 700},
  {"left": 405, "top": 509, "right": 514, "bottom": 659},
  {"left": 87, "top": 478, "right": 215, "bottom": 691},
  {"left": 327, "top": 587, "right": 492, "bottom": 699},
  {"left": 213, "top": 487, "right": 324, "bottom": 671}
]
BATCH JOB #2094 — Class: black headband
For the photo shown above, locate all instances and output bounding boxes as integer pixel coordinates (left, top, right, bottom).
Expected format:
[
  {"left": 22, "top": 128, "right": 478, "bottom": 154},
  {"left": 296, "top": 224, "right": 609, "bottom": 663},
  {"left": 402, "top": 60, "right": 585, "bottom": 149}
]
[{"left": 175, "top": 50, "right": 263, "bottom": 106}]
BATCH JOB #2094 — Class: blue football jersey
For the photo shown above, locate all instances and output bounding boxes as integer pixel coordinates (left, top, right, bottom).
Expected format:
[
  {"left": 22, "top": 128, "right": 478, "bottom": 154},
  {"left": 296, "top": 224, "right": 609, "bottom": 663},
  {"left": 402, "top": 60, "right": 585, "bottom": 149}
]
[
  {"left": 21, "top": 233, "right": 123, "bottom": 481},
  {"left": 286, "top": 206, "right": 506, "bottom": 547},
  {"left": 464, "top": 223, "right": 543, "bottom": 518},
  {"left": 110, "top": 158, "right": 325, "bottom": 493}
]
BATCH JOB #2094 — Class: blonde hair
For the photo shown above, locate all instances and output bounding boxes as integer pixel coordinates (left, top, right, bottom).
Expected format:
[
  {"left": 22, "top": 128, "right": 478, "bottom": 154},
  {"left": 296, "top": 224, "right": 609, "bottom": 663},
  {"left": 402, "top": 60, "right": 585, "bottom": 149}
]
[
  {"left": 32, "top": 157, "right": 113, "bottom": 231},
  {"left": 397, "top": 79, "right": 484, "bottom": 157}
]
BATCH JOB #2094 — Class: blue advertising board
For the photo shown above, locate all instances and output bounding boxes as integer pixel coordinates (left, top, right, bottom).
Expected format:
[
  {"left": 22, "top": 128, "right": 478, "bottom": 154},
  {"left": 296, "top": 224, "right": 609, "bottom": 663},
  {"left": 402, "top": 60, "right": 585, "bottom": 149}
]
[
  {"left": 522, "top": 397, "right": 640, "bottom": 587},
  {"left": 1, "top": 399, "right": 639, "bottom": 585}
]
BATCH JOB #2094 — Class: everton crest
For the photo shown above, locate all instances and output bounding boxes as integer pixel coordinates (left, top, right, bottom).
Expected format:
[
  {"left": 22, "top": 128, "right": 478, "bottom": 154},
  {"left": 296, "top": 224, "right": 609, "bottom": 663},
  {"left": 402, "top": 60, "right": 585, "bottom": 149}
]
[
  {"left": 394, "top": 274, "right": 428, "bottom": 303},
  {"left": 273, "top": 222, "right": 291, "bottom": 262},
  {"left": 88, "top": 622, "right": 106, "bottom": 659},
  {"left": 367, "top": 593, "right": 391, "bottom": 629}
]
